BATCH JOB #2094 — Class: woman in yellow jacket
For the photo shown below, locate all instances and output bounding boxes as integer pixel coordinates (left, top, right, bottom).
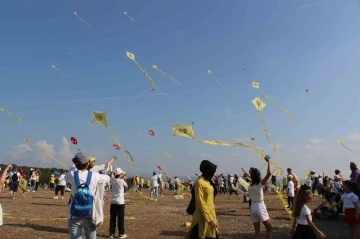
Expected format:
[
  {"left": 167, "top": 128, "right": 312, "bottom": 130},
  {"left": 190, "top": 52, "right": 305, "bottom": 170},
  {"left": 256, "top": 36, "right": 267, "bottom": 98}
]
[{"left": 186, "top": 160, "right": 219, "bottom": 239}]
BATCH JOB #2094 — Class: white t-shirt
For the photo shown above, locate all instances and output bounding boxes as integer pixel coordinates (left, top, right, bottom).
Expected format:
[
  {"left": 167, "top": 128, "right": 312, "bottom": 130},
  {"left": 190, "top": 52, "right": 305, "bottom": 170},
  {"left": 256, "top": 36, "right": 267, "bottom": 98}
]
[
  {"left": 297, "top": 205, "right": 311, "bottom": 225},
  {"left": 248, "top": 184, "right": 264, "bottom": 202},
  {"left": 341, "top": 192, "right": 358, "bottom": 209},
  {"left": 111, "top": 178, "right": 127, "bottom": 205},
  {"left": 65, "top": 170, "right": 110, "bottom": 219},
  {"left": 287, "top": 181, "right": 295, "bottom": 197},
  {"left": 151, "top": 175, "right": 159, "bottom": 188},
  {"left": 90, "top": 164, "right": 106, "bottom": 173},
  {"left": 57, "top": 174, "right": 66, "bottom": 186},
  {"left": 333, "top": 181, "right": 342, "bottom": 193}
]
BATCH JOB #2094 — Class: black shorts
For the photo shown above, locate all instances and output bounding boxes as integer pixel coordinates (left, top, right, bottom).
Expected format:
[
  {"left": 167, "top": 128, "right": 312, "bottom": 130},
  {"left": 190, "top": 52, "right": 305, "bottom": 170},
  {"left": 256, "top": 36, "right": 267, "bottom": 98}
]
[{"left": 10, "top": 182, "right": 19, "bottom": 192}]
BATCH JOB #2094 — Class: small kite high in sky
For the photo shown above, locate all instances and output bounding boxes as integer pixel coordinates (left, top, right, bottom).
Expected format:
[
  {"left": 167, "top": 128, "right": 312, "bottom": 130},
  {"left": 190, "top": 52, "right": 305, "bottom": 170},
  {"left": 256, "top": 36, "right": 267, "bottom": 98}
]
[
  {"left": 69, "top": 52, "right": 83, "bottom": 60},
  {"left": 0, "top": 107, "right": 22, "bottom": 121},
  {"left": 252, "top": 81, "right": 297, "bottom": 125},
  {"left": 73, "top": 12, "right": 91, "bottom": 28},
  {"left": 52, "top": 65, "right": 68, "bottom": 79},
  {"left": 124, "top": 12, "right": 135, "bottom": 22},
  {"left": 153, "top": 65, "right": 182, "bottom": 86},
  {"left": 207, "top": 70, "right": 224, "bottom": 89},
  {"left": 126, "top": 51, "right": 155, "bottom": 91}
]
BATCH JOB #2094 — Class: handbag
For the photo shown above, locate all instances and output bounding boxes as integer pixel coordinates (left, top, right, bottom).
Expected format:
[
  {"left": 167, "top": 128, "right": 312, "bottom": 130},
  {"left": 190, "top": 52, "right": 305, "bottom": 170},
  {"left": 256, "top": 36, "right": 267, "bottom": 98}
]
[{"left": 186, "top": 183, "right": 196, "bottom": 215}]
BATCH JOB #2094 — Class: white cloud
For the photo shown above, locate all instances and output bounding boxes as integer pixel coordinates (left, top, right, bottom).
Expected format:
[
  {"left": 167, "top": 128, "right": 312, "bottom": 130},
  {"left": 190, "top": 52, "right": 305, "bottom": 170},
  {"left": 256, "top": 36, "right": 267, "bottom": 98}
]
[
  {"left": 347, "top": 133, "right": 360, "bottom": 142},
  {"left": 57, "top": 137, "right": 73, "bottom": 163},
  {"left": 7, "top": 144, "right": 32, "bottom": 159},
  {"left": 309, "top": 138, "right": 323, "bottom": 145},
  {"left": 7, "top": 137, "right": 74, "bottom": 167}
]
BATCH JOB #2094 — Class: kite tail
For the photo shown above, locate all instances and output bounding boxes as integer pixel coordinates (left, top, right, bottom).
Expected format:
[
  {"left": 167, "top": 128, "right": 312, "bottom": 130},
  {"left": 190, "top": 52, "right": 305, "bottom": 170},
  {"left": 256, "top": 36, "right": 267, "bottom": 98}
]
[
  {"left": 0, "top": 108, "right": 22, "bottom": 121},
  {"left": 340, "top": 142, "right": 360, "bottom": 154},
  {"left": 106, "top": 127, "right": 149, "bottom": 199},
  {"left": 152, "top": 138, "right": 172, "bottom": 158},
  {"left": 158, "top": 69, "right": 182, "bottom": 86},
  {"left": 34, "top": 146, "right": 67, "bottom": 166},
  {"left": 258, "top": 88, "right": 297, "bottom": 125},
  {"left": 133, "top": 61, "right": 155, "bottom": 91}
]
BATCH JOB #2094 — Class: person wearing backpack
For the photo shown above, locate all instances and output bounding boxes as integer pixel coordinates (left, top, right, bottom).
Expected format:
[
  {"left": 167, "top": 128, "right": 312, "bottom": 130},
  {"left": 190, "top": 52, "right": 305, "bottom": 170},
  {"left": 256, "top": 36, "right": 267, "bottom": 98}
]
[
  {"left": 65, "top": 152, "right": 110, "bottom": 239},
  {"left": 10, "top": 168, "right": 20, "bottom": 199},
  {"left": 109, "top": 168, "right": 128, "bottom": 238},
  {"left": 149, "top": 171, "right": 159, "bottom": 200}
]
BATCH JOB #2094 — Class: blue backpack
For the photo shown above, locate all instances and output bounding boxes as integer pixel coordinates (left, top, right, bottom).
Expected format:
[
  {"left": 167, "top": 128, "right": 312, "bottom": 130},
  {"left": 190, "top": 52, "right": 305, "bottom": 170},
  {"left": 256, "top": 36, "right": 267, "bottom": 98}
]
[{"left": 70, "top": 171, "right": 93, "bottom": 218}]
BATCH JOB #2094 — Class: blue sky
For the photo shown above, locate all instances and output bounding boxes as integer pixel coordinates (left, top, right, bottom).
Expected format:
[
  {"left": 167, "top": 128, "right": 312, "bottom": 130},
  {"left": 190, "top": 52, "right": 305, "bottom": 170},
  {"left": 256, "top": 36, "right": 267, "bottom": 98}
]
[{"left": 1, "top": 0, "right": 360, "bottom": 179}]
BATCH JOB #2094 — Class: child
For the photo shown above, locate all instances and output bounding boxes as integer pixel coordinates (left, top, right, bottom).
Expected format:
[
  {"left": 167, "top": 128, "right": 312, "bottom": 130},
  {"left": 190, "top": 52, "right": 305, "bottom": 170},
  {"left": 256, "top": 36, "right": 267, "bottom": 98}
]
[
  {"left": 287, "top": 175, "right": 295, "bottom": 209},
  {"left": 109, "top": 168, "right": 128, "bottom": 238},
  {"left": 291, "top": 184, "right": 326, "bottom": 239},
  {"left": 330, "top": 180, "right": 360, "bottom": 239}
]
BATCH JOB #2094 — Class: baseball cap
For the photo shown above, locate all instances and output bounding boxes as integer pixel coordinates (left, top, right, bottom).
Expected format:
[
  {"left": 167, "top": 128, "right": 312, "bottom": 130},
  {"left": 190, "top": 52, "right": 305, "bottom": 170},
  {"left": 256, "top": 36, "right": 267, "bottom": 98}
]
[
  {"left": 287, "top": 174, "right": 293, "bottom": 179},
  {"left": 73, "top": 152, "right": 90, "bottom": 164},
  {"left": 89, "top": 157, "right": 96, "bottom": 162},
  {"left": 114, "top": 168, "right": 124, "bottom": 176}
]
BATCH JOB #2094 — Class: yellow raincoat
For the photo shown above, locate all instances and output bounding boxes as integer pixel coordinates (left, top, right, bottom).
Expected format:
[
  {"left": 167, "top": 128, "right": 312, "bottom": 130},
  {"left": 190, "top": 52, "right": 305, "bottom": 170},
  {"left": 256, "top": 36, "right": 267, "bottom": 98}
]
[{"left": 185, "top": 176, "right": 218, "bottom": 239}]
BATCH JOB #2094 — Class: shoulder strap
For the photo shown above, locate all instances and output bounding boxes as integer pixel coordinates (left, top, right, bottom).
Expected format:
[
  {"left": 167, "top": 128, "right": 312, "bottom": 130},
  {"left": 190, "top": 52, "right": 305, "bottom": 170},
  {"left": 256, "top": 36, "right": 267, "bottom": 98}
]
[
  {"left": 74, "top": 171, "right": 80, "bottom": 188},
  {"left": 85, "top": 171, "right": 92, "bottom": 186}
]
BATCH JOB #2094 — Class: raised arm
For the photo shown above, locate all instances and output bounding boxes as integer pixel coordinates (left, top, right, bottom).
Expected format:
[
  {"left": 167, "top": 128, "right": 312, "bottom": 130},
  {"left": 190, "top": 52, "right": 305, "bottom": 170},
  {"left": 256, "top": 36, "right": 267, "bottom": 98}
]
[
  {"left": 0, "top": 164, "right": 11, "bottom": 189},
  {"left": 104, "top": 156, "right": 118, "bottom": 168},
  {"left": 241, "top": 168, "right": 250, "bottom": 178},
  {"left": 261, "top": 157, "right": 271, "bottom": 185}
]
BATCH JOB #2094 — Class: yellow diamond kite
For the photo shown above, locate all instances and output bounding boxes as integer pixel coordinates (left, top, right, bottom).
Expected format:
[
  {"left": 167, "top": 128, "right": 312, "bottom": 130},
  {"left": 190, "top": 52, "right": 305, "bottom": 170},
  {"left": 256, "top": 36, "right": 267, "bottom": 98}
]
[
  {"left": 252, "top": 97, "right": 266, "bottom": 112},
  {"left": 252, "top": 81, "right": 260, "bottom": 89},
  {"left": 172, "top": 125, "right": 195, "bottom": 139},
  {"left": 152, "top": 65, "right": 158, "bottom": 69},
  {"left": 92, "top": 111, "right": 108, "bottom": 127},
  {"left": 126, "top": 51, "right": 135, "bottom": 61},
  {"left": 23, "top": 138, "right": 31, "bottom": 144}
]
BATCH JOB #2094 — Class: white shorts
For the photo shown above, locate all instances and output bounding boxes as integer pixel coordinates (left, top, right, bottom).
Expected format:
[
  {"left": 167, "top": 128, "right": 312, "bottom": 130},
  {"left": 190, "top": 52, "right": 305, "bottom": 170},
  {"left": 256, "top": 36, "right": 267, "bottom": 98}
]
[{"left": 250, "top": 202, "right": 269, "bottom": 223}]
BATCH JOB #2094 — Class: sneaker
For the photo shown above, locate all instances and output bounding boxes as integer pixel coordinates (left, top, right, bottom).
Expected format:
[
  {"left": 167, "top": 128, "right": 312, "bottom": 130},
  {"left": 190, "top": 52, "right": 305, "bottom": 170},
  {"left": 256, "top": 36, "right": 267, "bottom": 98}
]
[
  {"left": 109, "top": 234, "right": 115, "bottom": 238},
  {"left": 53, "top": 196, "right": 58, "bottom": 199},
  {"left": 61, "top": 196, "right": 64, "bottom": 200},
  {"left": 119, "top": 234, "right": 127, "bottom": 238}
]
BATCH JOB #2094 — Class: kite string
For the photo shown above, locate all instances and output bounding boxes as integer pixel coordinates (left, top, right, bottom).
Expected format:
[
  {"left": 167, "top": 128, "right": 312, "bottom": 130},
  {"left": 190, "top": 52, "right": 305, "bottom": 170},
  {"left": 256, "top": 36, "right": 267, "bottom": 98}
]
[
  {"left": 208, "top": 72, "right": 225, "bottom": 89},
  {"left": 258, "top": 88, "right": 297, "bottom": 125},
  {"left": 157, "top": 69, "right": 182, "bottom": 86},
  {"left": 340, "top": 142, "right": 360, "bottom": 154},
  {"left": 106, "top": 127, "right": 149, "bottom": 199},
  {"left": 133, "top": 61, "right": 155, "bottom": 91},
  {"left": 152, "top": 138, "right": 172, "bottom": 158}
]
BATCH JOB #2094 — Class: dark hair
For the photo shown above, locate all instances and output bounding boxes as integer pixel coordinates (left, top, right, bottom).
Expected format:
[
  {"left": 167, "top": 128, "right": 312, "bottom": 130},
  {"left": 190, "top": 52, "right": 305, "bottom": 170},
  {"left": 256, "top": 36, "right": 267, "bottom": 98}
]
[
  {"left": 293, "top": 184, "right": 312, "bottom": 217},
  {"left": 115, "top": 174, "right": 121, "bottom": 179},
  {"left": 250, "top": 168, "right": 261, "bottom": 185},
  {"left": 72, "top": 157, "right": 88, "bottom": 170},
  {"left": 344, "top": 180, "right": 360, "bottom": 195},
  {"left": 335, "top": 169, "right": 340, "bottom": 174}
]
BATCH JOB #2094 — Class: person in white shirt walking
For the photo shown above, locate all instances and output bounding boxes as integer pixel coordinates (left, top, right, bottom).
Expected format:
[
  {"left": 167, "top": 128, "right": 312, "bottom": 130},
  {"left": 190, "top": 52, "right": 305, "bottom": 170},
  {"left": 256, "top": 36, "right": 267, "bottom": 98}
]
[
  {"left": 150, "top": 171, "right": 159, "bottom": 200},
  {"left": 109, "top": 168, "right": 128, "bottom": 238},
  {"left": 53, "top": 171, "right": 66, "bottom": 199},
  {"left": 65, "top": 152, "right": 110, "bottom": 239},
  {"left": 287, "top": 175, "right": 295, "bottom": 209}
]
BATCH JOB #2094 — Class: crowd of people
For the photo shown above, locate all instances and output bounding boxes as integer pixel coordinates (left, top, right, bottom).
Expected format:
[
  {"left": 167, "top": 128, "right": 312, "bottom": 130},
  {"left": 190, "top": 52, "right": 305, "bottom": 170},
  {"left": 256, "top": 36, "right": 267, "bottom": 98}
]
[{"left": 2, "top": 155, "right": 360, "bottom": 238}]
